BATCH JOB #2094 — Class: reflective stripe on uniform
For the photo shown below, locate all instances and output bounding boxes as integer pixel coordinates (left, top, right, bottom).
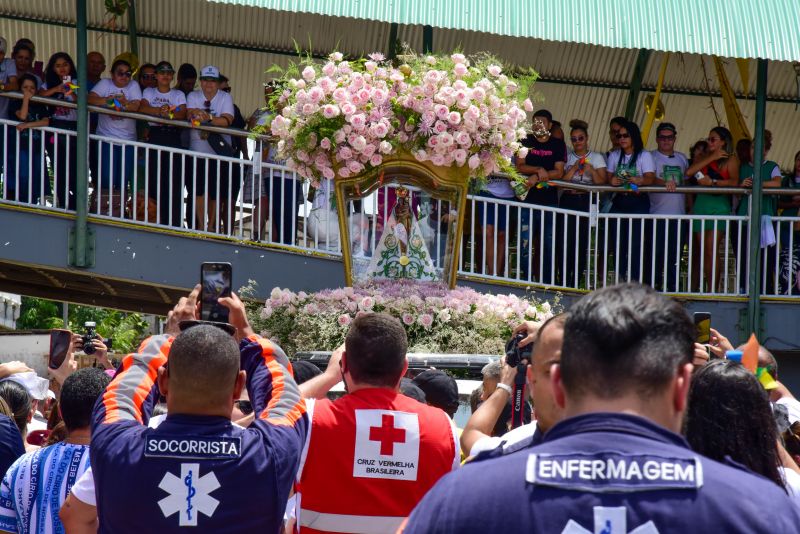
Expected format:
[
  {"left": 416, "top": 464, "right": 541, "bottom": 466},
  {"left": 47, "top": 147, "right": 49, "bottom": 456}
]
[{"left": 299, "top": 509, "right": 405, "bottom": 534}]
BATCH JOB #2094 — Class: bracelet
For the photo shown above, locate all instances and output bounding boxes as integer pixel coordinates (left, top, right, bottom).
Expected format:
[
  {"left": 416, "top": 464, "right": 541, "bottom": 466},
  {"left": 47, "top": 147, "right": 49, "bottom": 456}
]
[{"left": 496, "top": 383, "right": 513, "bottom": 395}]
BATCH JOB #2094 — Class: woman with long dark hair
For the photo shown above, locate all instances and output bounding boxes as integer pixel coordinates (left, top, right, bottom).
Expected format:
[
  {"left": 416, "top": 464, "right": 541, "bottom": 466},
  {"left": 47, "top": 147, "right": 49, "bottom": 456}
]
[
  {"left": 39, "top": 52, "right": 79, "bottom": 210},
  {"left": 0, "top": 380, "right": 33, "bottom": 450},
  {"left": 685, "top": 360, "right": 787, "bottom": 490},
  {"left": 686, "top": 126, "right": 739, "bottom": 292},
  {"left": 605, "top": 120, "right": 655, "bottom": 282}
]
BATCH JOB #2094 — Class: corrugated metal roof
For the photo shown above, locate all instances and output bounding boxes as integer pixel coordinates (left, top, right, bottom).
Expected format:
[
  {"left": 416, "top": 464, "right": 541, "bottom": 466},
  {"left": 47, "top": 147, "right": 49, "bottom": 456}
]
[{"left": 211, "top": 0, "right": 800, "bottom": 62}]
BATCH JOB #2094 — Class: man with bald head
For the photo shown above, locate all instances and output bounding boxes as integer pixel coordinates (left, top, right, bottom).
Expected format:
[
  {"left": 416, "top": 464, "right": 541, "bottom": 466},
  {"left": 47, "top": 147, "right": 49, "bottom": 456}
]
[
  {"left": 86, "top": 52, "right": 105, "bottom": 90},
  {"left": 87, "top": 286, "right": 307, "bottom": 533}
]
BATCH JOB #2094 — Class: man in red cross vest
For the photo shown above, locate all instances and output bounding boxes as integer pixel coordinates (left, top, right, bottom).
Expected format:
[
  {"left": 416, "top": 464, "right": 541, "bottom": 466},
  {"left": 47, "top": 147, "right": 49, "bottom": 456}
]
[{"left": 296, "top": 313, "right": 460, "bottom": 534}]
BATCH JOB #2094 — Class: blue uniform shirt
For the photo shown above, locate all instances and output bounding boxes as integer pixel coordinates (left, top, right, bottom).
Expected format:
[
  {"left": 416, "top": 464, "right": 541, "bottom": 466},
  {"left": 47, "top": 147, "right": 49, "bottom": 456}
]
[
  {"left": 405, "top": 413, "right": 800, "bottom": 533},
  {"left": 90, "top": 334, "right": 307, "bottom": 533}
]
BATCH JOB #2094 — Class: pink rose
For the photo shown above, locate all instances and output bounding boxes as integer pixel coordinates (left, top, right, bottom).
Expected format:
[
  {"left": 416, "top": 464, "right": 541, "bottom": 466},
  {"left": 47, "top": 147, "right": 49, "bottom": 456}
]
[
  {"left": 322, "top": 167, "right": 335, "bottom": 179},
  {"left": 455, "top": 131, "right": 471, "bottom": 146},
  {"left": 320, "top": 137, "right": 332, "bottom": 150},
  {"left": 402, "top": 313, "right": 415, "bottom": 325},
  {"left": 472, "top": 87, "right": 486, "bottom": 101},
  {"left": 302, "top": 66, "right": 316, "bottom": 81},
  {"left": 418, "top": 314, "right": 434, "bottom": 329},
  {"left": 468, "top": 154, "right": 481, "bottom": 169},
  {"left": 365, "top": 61, "right": 377, "bottom": 72},
  {"left": 347, "top": 160, "right": 363, "bottom": 173},
  {"left": 448, "top": 111, "right": 461, "bottom": 125},
  {"left": 453, "top": 63, "right": 468, "bottom": 77},
  {"left": 351, "top": 135, "right": 367, "bottom": 152},
  {"left": 350, "top": 113, "right": 366, "bottom": 129},
  {"left": 370, "top": 154, "right": 383, "bottom": 166},
  {"left": 487, "top": 65, "right": 502, "bottom": 76},
  {"left": 341, "top": 103, "right": 356, "bottom": 115},
  {"left": 339, "top": 147, "right": 353, "bottom": 160},
  {"left": 332, "top": 88, "right": 348, "bottom": 102},
  {"left": 523, "top": 98, "right": 534, "bottom": 112},
  {"left": 450, "top": 53, "right": 466, "bottom": 64},
  {"left": 322, "top": 62, "right": 336, "bottom": 77},
  {"left": 434, "top": 104, "right": 449, "bottom": 119},
  {"left": 338, "top": 314, "right": 351, "bottom": 326},
  {"left": 434, "top": 121, "right": 448, "bottom": 134},
  {"left": 453, "top": 149, "right": 467, "bottom": 165},
  {"left": 322, "top": 104, "right": 340, "bottom": 119},
  {"left": 334, "top": 130, "right": 346, "bottom": 143},
  {"left": 329, "top": 51, "right": 344, "bottom": 62},
  {"left": 379, "top": 141, "right": 392, "bottom": 154}
]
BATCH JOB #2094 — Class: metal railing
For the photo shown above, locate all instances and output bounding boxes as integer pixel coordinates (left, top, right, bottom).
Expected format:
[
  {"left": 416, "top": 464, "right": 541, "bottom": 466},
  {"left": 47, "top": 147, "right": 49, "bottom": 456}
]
[{"left": 0, "top": 92, "right": 798, "bottom": 298}]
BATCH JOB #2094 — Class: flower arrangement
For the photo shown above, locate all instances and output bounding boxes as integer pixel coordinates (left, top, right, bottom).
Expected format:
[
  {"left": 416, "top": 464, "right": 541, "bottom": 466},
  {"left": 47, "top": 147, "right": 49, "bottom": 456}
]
[
  {"left": 268, "top": 49, "right": 537, "bottom": 189},
  {"left": 244, "top": 281, "right": 556, "bottom": 356}
]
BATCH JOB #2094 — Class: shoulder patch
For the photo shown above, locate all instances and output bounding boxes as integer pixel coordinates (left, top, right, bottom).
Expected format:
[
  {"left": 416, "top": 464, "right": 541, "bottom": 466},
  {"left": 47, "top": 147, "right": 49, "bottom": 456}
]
[{"left": 526, "top": 451, "right": 703, "bottom": 493}]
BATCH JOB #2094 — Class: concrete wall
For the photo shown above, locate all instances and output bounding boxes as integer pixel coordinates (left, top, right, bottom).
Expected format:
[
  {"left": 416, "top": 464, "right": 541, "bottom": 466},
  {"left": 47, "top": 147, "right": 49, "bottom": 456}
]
[{"left": 0, "top": 333, "right": 50, "bottom": 377}]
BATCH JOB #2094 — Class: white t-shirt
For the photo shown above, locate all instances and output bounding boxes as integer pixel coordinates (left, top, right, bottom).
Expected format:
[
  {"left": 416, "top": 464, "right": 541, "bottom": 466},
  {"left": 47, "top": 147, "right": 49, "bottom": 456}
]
[
  {"left": 606, "top": 149, "right": 657, "bottom": 178},
  {"left": 565, "top": 151, "right": 607, "bottom": 185},
  {"left": 142, "top": 87, "right": 186, "bottom": 127},
  {"left": 0, "top": 58, "right": 18, "bottom": 120},
  {"left": 41, "top": 81, "right": 78, "bottom": 122},
  {"left": 468, "top": 421, "right": 538, "bottom": 457},
  {"left": 649, "top": 150, "right": 689, "bottom": 215},
  {"left": 91, "top": 78, "right": 142, "bottom": 141},
  {"left": 186, "top": 89, "right": 234, "bottom": 153}
]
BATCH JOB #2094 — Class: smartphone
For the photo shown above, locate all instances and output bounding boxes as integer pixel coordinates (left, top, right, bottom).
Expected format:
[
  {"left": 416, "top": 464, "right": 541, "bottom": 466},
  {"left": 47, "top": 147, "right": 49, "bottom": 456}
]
[
  {"left": 694, "top": 312, "right": 711, "bottom": 344},
  {"left": 200, "top": 262, "right": 232, "bottom": 322},
  {"left": 49, "top": 329, "right": 72, "bottom": 369}
]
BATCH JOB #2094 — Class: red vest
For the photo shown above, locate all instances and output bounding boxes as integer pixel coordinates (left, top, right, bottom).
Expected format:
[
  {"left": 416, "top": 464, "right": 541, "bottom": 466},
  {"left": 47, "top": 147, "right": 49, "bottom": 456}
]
[{"left": 297, "top": 388, "right": 457, "bottom": 534}]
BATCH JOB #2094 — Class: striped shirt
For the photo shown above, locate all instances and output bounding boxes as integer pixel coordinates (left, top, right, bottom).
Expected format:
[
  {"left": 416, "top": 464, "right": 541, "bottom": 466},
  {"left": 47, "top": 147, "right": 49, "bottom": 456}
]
[{"left": 0, "top": 443, "right": 90, "bottom": 534}]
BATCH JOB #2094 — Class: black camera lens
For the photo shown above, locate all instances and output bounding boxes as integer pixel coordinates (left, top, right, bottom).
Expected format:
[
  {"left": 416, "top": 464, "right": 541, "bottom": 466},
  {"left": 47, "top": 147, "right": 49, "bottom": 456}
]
[{"left": 83, "top": 339, "right": 96, "bottom": 355}]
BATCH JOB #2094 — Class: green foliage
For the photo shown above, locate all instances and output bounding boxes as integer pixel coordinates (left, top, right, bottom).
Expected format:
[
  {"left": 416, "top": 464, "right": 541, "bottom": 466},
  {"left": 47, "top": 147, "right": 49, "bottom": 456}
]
[{"left": 15, "top": 297, "right": 150, "bottom": 354}]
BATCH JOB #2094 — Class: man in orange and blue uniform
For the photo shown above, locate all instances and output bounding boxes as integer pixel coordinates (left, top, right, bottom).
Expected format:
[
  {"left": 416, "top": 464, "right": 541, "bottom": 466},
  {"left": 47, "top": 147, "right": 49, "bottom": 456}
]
[{"left": 88, "top": 287, "right": 306, "bottom": 533}]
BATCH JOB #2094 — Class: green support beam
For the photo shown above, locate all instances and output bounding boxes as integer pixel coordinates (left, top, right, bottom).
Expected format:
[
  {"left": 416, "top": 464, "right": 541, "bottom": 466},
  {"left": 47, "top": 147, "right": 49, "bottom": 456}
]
[
  {"left": 127, "top": 0, "right": 139, "bottom": 58},
  {"left": 624, "top": 49, "right": 652, "bottom": 120},
  {"left": 423, "top": 25, "right": 433, "bottom": 53},
  {"left": 69, "top": 0, "right": 92, "bottom": 268},
  {"left": 747, "top": 58, "right": 769, "bottom": 339}
]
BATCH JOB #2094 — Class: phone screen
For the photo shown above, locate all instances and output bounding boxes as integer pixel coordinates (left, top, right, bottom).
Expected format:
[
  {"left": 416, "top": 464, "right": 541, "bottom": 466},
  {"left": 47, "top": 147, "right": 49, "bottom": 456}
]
[
  {"left": 201, "top": 263, "right": 232, "bottom": 322},
  {"left": 49, "top": 329, "right": 72, "bottom": 369},
  {"left": 694, "top": 312, "right": 711, "bottom": 344}
]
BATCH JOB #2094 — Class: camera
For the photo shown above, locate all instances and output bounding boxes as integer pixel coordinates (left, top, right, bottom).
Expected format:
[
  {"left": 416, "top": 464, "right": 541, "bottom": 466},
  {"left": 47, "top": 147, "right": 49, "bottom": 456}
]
[
  {"left": 82, "top": 322, "right": 112, "bottom": 355},
  {"left": 505, "top": 333, "right": 533, "bottom": 368}
]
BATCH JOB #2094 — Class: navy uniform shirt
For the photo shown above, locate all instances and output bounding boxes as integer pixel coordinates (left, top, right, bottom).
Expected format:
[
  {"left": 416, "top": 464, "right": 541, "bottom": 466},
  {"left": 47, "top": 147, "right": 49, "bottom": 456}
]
[
  {"left": 90, "top": 334, "right": 307, "bottom": 533},
  {"left": 405, "top": 413, "right": 800, "bottom": 533}
]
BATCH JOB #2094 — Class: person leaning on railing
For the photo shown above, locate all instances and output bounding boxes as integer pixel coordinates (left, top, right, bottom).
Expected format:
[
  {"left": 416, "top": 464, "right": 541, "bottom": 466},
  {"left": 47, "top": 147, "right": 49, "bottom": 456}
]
[
  {"left": 736, "top": 131, "right": 782, "bottom": 293},
  {"left": 606, "top": 120, "right": 655, "bottom": 283},
  {"left": 39, "top": 52, "right": 79, "bottom": 211},
  {"left": 685, "top": 127, "right": 739, "bottom": 293},
  {"left": 6, "top": 73, "right": 51, "bottom": 205},
  {"left": 186, "top": 65, "right": 235, "bottom": 233},
  {"left": 139, "top": 61, "right": 187, "bottom": 228},
  {"left": 556, "top": 119, "right": 606, "bottom": 288},
  {"left": 777, "top": 150, "right": 800, "bottom": 294},
  {"left": 87, "top": 58, "right": 142, "bottom": 217}
]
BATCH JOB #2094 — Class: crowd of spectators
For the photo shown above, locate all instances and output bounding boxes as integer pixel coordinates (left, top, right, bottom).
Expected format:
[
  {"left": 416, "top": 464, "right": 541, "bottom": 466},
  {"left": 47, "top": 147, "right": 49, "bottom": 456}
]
[
  {"left": 2, "top": 34, "right": 800, "bottom": 293},
  {"left": 0, "top": 35, "right": 282, "bottom": 233},
  {"left": 0, "top": 283, "right": 796, "bottom": 533}
]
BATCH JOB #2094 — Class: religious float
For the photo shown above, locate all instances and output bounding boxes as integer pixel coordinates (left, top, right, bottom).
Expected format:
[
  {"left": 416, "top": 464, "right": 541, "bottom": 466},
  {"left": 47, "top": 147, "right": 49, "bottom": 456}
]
[{"left": 255, "top": 49, "right": 553, "bottom": 351}]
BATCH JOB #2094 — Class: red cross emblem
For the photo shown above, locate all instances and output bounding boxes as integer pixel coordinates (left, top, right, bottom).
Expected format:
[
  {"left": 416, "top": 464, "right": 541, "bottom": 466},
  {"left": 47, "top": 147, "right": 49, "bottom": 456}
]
[{"left": 369, "top": 413, "right": 406, "bottom": 455}]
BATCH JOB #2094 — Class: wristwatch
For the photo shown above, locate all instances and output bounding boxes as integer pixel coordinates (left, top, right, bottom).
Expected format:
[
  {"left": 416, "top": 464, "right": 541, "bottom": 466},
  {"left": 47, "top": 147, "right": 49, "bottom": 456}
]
[{"left": 496, "top": 383, "right": 513, "bottom": 395}]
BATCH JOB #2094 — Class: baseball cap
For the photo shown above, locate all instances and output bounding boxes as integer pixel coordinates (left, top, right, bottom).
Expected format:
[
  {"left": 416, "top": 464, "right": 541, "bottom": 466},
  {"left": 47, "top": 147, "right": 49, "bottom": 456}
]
[
  {"left": 413, "top": 370, "right": 459, "bottom": 416},
  {"left": 155, "top": 61, "right": 175, "bottom": 73},
  {"left": 3, "top": 372, "right": 49, "bottom": 401},
  {"left": 399, "top": 378, "right": 427, "bottom": 404},
  {"left": 200, "top": 65, "right": 220, "bottom": 80}
]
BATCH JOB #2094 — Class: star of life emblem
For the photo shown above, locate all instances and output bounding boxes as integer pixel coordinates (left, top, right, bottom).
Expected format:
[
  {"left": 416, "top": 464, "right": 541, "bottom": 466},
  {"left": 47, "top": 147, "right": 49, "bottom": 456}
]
[
  {"left": 561, "top": 506, "right": 659, "bottom": 534},
  {"left": 158, "top": 463, "right": 221, "bottom": 526}
]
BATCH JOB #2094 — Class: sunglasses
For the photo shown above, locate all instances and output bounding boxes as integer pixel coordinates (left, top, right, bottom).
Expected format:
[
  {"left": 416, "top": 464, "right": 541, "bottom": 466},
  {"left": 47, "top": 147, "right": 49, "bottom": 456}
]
[
  {"left": 570, "top": 136, "right": 585, "bottom": 143},
  {"left": 115, "top": 70, "right": 132, "bottom": 78},
  {"left": 657, "top": 135, "right": 675, "bottom": 140},
  {"left": 616, "top": 133, "right": 631, "bottom": 139}
]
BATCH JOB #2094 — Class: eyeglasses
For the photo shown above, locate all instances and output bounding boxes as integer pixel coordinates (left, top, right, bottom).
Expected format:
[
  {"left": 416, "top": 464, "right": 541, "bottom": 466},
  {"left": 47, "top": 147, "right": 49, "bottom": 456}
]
[
  {"left": 221, "top": 87, "right": 231, "bottom": 93},
  {"left": 616, "top": 133, "right": 631, "bottom": 139},
  {"left": 657, "top": 135, "right": 676, "bottom": 140},
  {"left": 570, "top": 136, "right": 585, "bottom": 143},
  {"left": 115, "top": 70, "right": 132, "bottom": 78}
]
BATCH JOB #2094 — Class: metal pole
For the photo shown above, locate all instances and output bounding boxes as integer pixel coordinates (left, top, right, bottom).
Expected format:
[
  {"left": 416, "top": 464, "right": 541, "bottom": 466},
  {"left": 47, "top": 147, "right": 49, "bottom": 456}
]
[
  {"left": 423, "top": 25, "right": 433, "bottom": 54},
  {"left": 625, "top": 49, "right": 652, "bottom": 120},
  {"left": 71, "top": 0, "right": 90, "bottom": 268},
  {"left": 747, "top": 58, "right": 768, "bottom": 338},
  {"left": 128, "top": 0, "right": 139, "bottom": 58}
]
